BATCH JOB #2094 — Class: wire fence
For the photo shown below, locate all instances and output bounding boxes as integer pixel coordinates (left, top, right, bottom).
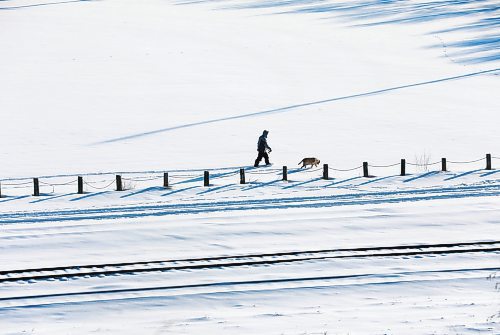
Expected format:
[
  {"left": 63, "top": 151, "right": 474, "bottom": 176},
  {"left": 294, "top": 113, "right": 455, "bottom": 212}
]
[
  {"left": 122, "top": 176, "right": 163, "bottom": 182},
  {"left": 246, "top": 168, "right": 281, "bottom": 175},
  {"left": 0, "top": 154, "right": 498, "bottom": 197},
  {"left": 406, "top": 161, "right": 441, "bottom": 166},
  {"left": 447, "top": 157, "right": 486, "bottom": 164},
  {"left": 369, "top": 162, "right": 400, "bottom": 168},
  {"left": 328, "top": 165, "right": 363, "bottom": 172},
  {"left": 39, "top": 179, "right": 78, "bottom": 186},
  {"left": 0, "top": 181, "right": 33, "bottom": 189},
  {"left": 83, "top": 180, "right": 116, "bottom": 190}
]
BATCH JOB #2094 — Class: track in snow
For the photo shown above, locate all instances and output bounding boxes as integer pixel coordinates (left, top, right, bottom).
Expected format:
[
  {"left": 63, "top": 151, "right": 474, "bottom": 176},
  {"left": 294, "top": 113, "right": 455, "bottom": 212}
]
[
  {"left": 1, "top": 267, "right": 497, "bottom": 305},
  {"left": 1, "top": 241, "right": 498, "bottom": 284}
]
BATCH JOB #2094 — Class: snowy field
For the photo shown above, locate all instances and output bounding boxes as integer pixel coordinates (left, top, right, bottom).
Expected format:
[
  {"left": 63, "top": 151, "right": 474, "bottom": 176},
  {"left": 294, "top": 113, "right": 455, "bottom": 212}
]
[{"left": 1, "top": 0, "right": 499, "bottom": 334}]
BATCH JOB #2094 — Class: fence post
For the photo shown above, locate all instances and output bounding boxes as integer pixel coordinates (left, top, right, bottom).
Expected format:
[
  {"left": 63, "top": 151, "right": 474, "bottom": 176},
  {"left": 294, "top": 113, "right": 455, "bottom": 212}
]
[
  {"left": 204, "top": 171, "right": 209, "bottom": 187},
  {"left": 116, "top": 175, "right": 123, "bottom": 191},
  {"left": 486, "top": 154, "right": 492, "bottom": 170},
  {"left": 363, "top": 162, "right": 369, "bottom": 178},
  {"left": 78, "top": 176, "right": 84, "bottom": 194},
  {"left": 282, "top": 166, "right": 288, "bottom": 181},
  {"left": 33, "top": 178, "right": 40, "bottom": 196},
  {"left": 240, "top": 168, "right": 245, "bottom": 184},
  {"left": 323, "top": 164, "right": 329, "bottom": 180},
  {"left": 0, "top": 181, "right": 2, "bottom": 198},
  {"left": 163, "top": 172, "right": 169, "bottom": 188},
  {"left": 400, "top": 159, "right": 406, "bottom": 176},
  {"left": 441, "top": 158, "right": 447, "bottom": 172}
]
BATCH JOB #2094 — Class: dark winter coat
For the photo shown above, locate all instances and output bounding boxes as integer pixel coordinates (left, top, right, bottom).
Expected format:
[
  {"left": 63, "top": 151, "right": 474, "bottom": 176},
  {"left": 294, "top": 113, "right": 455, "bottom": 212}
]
[{"left": 257, "top": 134, "right": 270, "bottom": 152}]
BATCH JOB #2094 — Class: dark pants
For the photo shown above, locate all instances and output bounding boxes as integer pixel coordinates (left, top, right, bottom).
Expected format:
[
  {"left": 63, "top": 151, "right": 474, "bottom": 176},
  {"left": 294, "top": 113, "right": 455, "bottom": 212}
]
[{"left": 254, "top": 150, "right": 270, "bottom": 167}]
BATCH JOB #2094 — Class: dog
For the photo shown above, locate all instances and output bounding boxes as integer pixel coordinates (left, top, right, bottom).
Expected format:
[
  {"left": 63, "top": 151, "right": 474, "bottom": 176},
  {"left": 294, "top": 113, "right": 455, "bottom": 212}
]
[{"left": 298, "top": 157, "right": 320, "bottom": 168}]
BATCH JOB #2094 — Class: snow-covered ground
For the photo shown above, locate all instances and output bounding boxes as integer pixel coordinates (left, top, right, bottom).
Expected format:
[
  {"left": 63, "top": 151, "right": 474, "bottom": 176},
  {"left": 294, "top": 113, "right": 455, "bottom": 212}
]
[
  {"left": 1, "top": 0, "right": 499, "bottom": 177},
  {"left": 1, "top": 0, "right": 499, "bottom": 334}
]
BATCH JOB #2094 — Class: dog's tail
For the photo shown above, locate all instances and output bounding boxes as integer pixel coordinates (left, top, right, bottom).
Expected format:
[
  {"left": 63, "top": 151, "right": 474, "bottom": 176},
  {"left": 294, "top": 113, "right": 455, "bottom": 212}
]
[{"left": 298, "top": 159, "right": 304, "bottom": 165}]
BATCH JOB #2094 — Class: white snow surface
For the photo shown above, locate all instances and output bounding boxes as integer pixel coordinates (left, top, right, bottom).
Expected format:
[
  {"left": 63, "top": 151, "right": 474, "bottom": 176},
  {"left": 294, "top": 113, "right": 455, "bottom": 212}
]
[
  {"left": 1, "top": 0, "right": 499, "bottom": 176},
  {"left": 1, "top": 0, "right": 499, "bottom": 334}
]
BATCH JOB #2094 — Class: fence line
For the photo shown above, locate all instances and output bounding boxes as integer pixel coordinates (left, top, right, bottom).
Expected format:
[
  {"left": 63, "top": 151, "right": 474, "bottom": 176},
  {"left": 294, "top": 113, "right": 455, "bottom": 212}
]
[
  {"left": 447, "top": 157, "right": 485, "bottom": 164},
  {"left": 0, "top": 166, "right": 251, "bottom": 183},
  {"left": 83, "top": 179, "right": 115, "bottom": 185},
  {"left": 83, "top": 180, "right": 116, "bottom": 190},
  {"left": 1, "top": 184, "right": 33, "bottom": 190},
  {"left": 0, "top": 154, "right": 498, "bottom": 198},
  {"left": 406, "top": 161, "right": 441, "bottom": 166},
  {"left": 246, "top": 168, "right": 281, "bottom": 175},
  {"left": 328, "top": 165, "right": 363, "bottom": 172},
  {"left": 122, "top": 176, "right": 163, "bottom": 182},
  {"left": 301, "top": 167, "right": 323, "bottom": 173},
  {"left": 168, "top": 174, "right": 199, "bottom": 178},
  {"left": 2, "top": 155, "right": 497, "bottom": 183},
  {"left": 369, "top": 162, "right": 400, "bottom": 168},
  {"left": 39, "top": 179, "right": 78, "bottom": 186},
  {"left": 1, "top": 181, "right": 33, "bottom": 186}
]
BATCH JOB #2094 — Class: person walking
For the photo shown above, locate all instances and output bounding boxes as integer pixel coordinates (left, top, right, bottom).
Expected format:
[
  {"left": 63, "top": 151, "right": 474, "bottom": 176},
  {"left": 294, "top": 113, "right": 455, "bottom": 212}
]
[{"left": 254, "top": 130, "right": 272, "bottom": 167}]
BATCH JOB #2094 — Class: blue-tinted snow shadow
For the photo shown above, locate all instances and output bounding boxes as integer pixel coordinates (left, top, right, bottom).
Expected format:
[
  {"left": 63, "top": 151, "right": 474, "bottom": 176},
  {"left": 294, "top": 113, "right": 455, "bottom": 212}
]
[
  {"left": 175, "top": 0, "right": 500, "bottom": 64},
  {"left": 120, "top": 186, "right": 165, "bottom": 198},
  {"left": 70, "top": 191, "right": 110, "bottom": 201},
  {"left": 172, "top": 170, "right": 239, "bottom": 186},
  {"left": 30, "top": 193, "right": 73, "bottom": 203},
  {"left": 197, "top": 184, "right": 235, "bottom": 195},
  {"left": 403, "top": 171, "right": 440, "bottom": 183},
  {"left": 243, "top": 179, "right": 282, "bottom": 191},
  {"left": 480, "top": 169, "right": 500, "bottom": 177},
  {"left": 93, "top": 68, "right": 498, "bottom": 145},
  {"left": 444, "top": 169, "right": 484, "bottom": 181},
  {"left": 289, "top": 167, "right": 308, "bottom": 174},
  {"left": 358, "top": 175, "right": 397, "bottom": 186},
  {"left": 0, "top": 0, "right": 95, "bottom": 10},
  {"left": 162, "top": 185, "right": 199, "bottom": 196},
  {"left": 282, "top": 177, "right": 323, "bottom": 189},
  {"left": 324, "top": 176, "right": 361, "bottom": 187},
  {"left": 7, "top": 184, "right": 500, "bottom": 224},
  {"left": 0, "top": 195, "right": 30, "bottom": 203}
]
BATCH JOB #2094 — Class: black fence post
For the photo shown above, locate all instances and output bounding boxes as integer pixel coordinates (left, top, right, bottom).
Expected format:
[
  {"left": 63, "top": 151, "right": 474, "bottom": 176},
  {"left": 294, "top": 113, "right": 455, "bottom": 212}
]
[
  {"left": 441, "top": 158, "right": 447, "bottom": 172},
  {"left": 78, "top": 176, "right": 84, "bottom": 194},
  {"left": 363, "top": 162, "right": 369, "bottom": 178},
  {"left": 33, "top": 178, "right": 40, "bottom": 196},
  {"left": 400, "top": 159, "right": 406, "bottom": 176},
  {"left": 323, "top": 164, "right": 329, "bottom": 180},
  {"left": 486, "top": 154, "right": 492, "bottom": 170},
  {"left": 282, "top": 166, "right": 288, "bottom": 181},
  {"left": 116, "top": 175, "right": 123, "bottom": 191},
  {"left": 240, "top": 168, "right": 245, "bottom": 184},
  {"left": 163, "top": 172, "right": 169, "bottom": 188},
  {"left": 204, "top": 171, "right": 209, "bottom": 187}
]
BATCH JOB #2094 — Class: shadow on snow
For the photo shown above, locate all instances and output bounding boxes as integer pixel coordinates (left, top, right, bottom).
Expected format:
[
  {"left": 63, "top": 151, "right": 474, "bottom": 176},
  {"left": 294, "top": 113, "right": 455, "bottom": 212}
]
[
  {"left": 93, "top": 68, "right": 498, "bottom": 144},
  {"left": 0, "top": 0, "right": 95, "bottom": 10},
  {"left": 175, "top": 0, "right": 500, "bottom": 64},
  {"left": 2, "top": 183, "right": 500, "bottom": 224}
]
